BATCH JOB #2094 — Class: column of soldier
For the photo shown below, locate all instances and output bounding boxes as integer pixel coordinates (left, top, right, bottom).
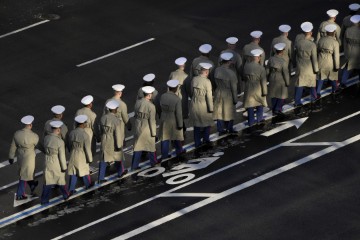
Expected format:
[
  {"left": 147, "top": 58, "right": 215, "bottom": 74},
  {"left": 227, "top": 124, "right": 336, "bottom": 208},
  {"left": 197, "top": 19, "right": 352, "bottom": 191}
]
[{"left": 8, "top": 3, "right": 360, "bottom": 205}]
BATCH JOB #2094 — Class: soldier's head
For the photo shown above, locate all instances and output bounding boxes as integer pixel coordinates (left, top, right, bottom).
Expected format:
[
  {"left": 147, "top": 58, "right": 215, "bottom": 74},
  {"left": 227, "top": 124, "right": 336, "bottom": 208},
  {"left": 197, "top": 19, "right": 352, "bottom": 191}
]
[
  {"left": 279, "top": 24, "right": 291, "bottom": 38},
  {"left": 112, "top": 84, "right": 125, "bottom": 98},
  {"left": 50, "top": 120, "right": 63, "bottom": 135},
  {"left": 250, "top": 49, "right": 263, "bottom": 63},
  {"left": 199, "top": 63, "right": 212, "bottom": 77},
  {"left": 142, "top": 73, "right": 155, "bottom": 87},
  {"left": 167, "top": 79, "right": 179, "bottom": 93},
  {"left": 199, "top": 44, "right": 212, "bottom": 58},
  {"left": 175, "top": 57, "right": 187, "bottom": 71},
  {"left": 350, "top": 15, "right": 360, "bottom": 27},
  {"left": 21, "top": 115, "right": 34, "bottom": 129},
  {"left": 226, "top": 37, "right": 238, "bottom": 50},
  {"left": 301, "top": 22, "right": 313, "bottom": 37},
  {"left": 326, "top": 9, "right": 338, "bottom": 21},
  {"left": 250, "top": 31, "right": 262, "bottom": 44},
  {"left": 74, "top": 115, "right": 88, "bottom": 128},
  {"left": 142, "top": 86, "right": 155, "bottom": 100},
  {"left": 81, "top": 95, "right": 94, "bottom": 109},
  {"left": 220, "top": 52, "right": 233, "bottom": 66},
  {"left": 325, "top": 24, "right": 337, "bottom": 37},
  {"left": 349, "top": 3, "right": 360, "bottom": 15},
  {"left": 274, "top": 43, "right": 286, "bottom": 55},
  {"left": 106, "top": 100, "right": 119, "bottom": 114},
  {"left": 51, "top": 105, "right": 65, "bottom": 120}
]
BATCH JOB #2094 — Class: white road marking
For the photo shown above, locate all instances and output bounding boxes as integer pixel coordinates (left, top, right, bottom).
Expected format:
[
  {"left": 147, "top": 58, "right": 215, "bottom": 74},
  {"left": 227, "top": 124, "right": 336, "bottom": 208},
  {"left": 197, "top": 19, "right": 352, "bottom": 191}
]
[
  {"left": 50, "top": 110, "right": 360, "bottom": 239},
  {"left": 113, "top": 134, "right": 360, "bottom": 240},
  {"left": 76, "top": 38, "right": 156, "bottom": 67},
  {"left": 160, "top": 193, "right": 216, "bottom": 198},
  {"left": 0, "top": 20, "right": 50, "bottom": 39},
  {"left": 261, "top": 117, "right": 308, "bottom": 137}
]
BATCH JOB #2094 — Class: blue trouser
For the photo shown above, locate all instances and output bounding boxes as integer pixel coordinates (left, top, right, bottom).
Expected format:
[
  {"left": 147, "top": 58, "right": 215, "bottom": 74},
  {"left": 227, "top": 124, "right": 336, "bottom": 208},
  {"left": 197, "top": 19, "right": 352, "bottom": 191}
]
[
  {"left": 16, "top": 180, "right": 36, "bottom": 197},
  {"left": 98, "top": 161, "right": 126, "bottom": 180},
  {"left": 131, "top": 151, "right": 157, "bottom": 170},
  {"left": 68, "top": 175, "right": 91, "bottom": 192},
  {"left": 193, "top": 126, "right": 211, "bottom": 147},
  {"left": 247, "top": 106, "right": 264, "bottom": 127},
  {"left": 41, "top": 184, "right": 69, "bottom": 203},
  {"left": 271, "top": 98, "right": 284, "bottom": 112},
  {"left": 341, "top": 68, "right": 352, "bottom": 85},
  {"left": 316, "top": 79, "right": 337, "bottom": 94},
  {"left": 161, "top": 140, "right": 184, "bottom": 160},
  {"left": 216, "top": 120, "right": 235, "bottom": 133},
  {"left": 294, "top": 87, "right": 317, "bottom": 105}
]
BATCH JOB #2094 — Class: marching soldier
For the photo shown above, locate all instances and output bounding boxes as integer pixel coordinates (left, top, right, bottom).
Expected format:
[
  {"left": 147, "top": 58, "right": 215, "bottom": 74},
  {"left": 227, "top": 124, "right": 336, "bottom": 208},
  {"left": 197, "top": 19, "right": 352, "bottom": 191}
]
[
  {"left": 271, "top": 24, "right": 293, "bottom": 71},
  {"left": 341, "top": 15, "right": 360, "bottom": 88},
  {"left": 316, "top": 24, "right": 340, "bottom": 99},
  {"left": 189, "top": 44, "right": 215, "bottom": 84},
  {"left": 137, "top": 73, "right": 160, "bottom": 116},
  {"left": 159, "top": 80, "right": 185, "bottom": 161},
  {"left": 242, "top": 31, "right": 265, "bottom": 66},
  {"left": 44, "top": 105, "right": 69, "bottom": 150},
  {"left": 218, "top": 37, "right": 243, "bottom": 93},
  {"left": 316, "top": 9, "right": 341, "bottom": 46},
  {"left": 98, "top": 100, "right": 127, "bottom": 183},
  {"left": 75, "top": 95, "right": 99, "bottom": 155},
  {"left": 9, "top": 115, "right": 39, "bottom": 200},
  {"left": 103, "top": 84, "right": 131, "bottom": 146},
  {"left": 213, "top": 52, "right": 238, "bottom": 135},
  {"left": 340, "top": 3, "right": 360, "bottom": 47},
  {"left": 294, "top": 22, "right": 313, "bottom": 55},
  {"left": 294, "top": 22, "right": 319, "bottom": 109},
  {"left": 189, "top": 63, "right": 214, "bottom": 148},
  {"left": 131, "top": 86, "right": 158, "bottom": 170},
  {"left": 169, "top": 57, "right": 190, "bottom": 123},
  {"left": 67, "top": 115, "right": 93, "bottom": 194},
  {"left": 41, "top": 120, "right": 70, "bottom": 205},
  {"left": 267, "top": 43, "right": 290, "bottom": 115},
  {"left": 243, "top": 49, "right": 268, "bottom": 127}
]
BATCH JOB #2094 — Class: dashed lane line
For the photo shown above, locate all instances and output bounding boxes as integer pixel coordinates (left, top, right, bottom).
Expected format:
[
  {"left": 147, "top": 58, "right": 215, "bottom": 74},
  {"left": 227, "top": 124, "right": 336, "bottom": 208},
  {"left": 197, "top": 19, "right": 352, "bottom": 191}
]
[{"left": 0, "top": 20, "right": 50, "bottom": 39}]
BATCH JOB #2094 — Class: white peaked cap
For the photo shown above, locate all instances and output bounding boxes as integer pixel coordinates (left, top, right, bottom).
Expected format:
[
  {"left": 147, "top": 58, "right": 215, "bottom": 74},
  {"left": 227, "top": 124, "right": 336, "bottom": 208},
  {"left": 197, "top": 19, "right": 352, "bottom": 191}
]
[
  {"left": 106, "top": 100, "right": 119, "bottom": 110},
  {"left": 279, "top": 24, "right": 291, "bottom": 33},
  {"left": 49, "top": 120, "right": 63, "bottom": 128},
  {"left": 175, "top": 57, "right": 187, "bottom": 65},
  {"left": 199, "top": 62, "right": 213, "bottom": 69},
  {"left": 21, "top": 115, "right": 34, "bottom": 125},
  {"left": 250, "top": 30, "right": 263, "bottom": 38},
  {"left": 199, "top": 44, "right": 212, "bottom": 54},
  {"left": 220, "top": 52, "right": 234, "bottom": 61},
  {"left": 51, "top": 105, "right": 65, "bottom": 114},
  {"left": 112, "top": 84, "right": 125, "bottom": 92},
  {"left": 274, "top": 42, "right": 286, "bottom": 51},
  {"left": 142, "top": 86, "right": 155, "bottom": 94},
  {"left": 301, "top": 21, "right": 313, "bottom": 32},
  {"left": 75, "top": 114, "right": 88, "bottom": 123},
  {"left": 81, "top": 95, "right": 93, "bottom": 105},
  {"left": 325, "top": 24, "right": 337, "bottom": 32},
  {"left": 167, "top": 79, "right": 180, "bottom": 88},
  {"left": 349, "top": 3, "right": 360, "bottom": 11},
  {"left": 226, "top": 37, "right": 238, "bottom": 44},
  {"left": 350, "top": 15, "right": 360, "bottom": 24},
  {"left": 143, "top": 73, "right": 155, "bottom": 82},
  {"left": 250, "top": 49, "right": 263, "bottom": 57},
  {"left": 327, "top": 9, "right": 339, "bottom": 17}
]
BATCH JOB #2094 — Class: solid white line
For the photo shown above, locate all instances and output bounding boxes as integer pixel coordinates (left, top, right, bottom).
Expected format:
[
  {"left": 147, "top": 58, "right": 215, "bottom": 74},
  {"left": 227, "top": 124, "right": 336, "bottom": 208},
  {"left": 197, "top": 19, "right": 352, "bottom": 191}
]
[
  {"left": 160, "top": 193, "right": 216, "bottom": 198},
  {"left": 282, "top": 142, "right": 335, "bottom": 146},
  {"left": 114, "top": 135, "right": 360, "bottom": 239},
  {"left": 76, "top": 38, "right": 156, "bottom": 67},
  {"left": 51, "top": 111, "right": 360, "bottom": 239},
  {"left": 0, "top": 20, "right": 50, "bottom": 39}
]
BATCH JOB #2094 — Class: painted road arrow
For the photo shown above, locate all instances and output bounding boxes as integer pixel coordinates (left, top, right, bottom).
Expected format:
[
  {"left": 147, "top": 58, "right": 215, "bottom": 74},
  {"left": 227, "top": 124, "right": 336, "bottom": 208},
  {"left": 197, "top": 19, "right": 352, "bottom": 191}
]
[{"left": 262, "top": 117, "right": 308, "bottom": 137}]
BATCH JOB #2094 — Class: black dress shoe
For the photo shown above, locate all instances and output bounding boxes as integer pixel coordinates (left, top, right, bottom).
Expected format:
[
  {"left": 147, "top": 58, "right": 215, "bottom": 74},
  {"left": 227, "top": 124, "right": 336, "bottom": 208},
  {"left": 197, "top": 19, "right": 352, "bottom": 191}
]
[
  {"left": 85, "top": 183, "right": 95, "bottom": 189},
  {"left": 16, "top": 195, "right": 28, "bottom": 201},
  {"left": 118, "top": 169, "right": 128, "bottom": 178},
  {"left": 98, "top": 179, "right": 108, "bottom": 184},
  {"left": 30, "top": 180, "right": 39, "bottom": 194}
]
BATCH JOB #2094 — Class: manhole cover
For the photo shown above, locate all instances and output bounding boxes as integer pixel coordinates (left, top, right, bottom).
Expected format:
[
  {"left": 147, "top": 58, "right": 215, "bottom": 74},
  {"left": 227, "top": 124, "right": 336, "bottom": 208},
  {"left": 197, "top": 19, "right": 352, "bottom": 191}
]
[{"left": 36, "top": 13, "right": 60, "bottom": 20}]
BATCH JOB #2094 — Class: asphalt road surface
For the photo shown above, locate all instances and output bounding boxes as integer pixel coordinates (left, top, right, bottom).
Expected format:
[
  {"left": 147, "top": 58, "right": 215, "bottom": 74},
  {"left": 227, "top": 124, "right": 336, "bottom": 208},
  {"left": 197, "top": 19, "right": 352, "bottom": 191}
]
[{"left": 0, "top": 0, "right": 359, "bottom": 239}]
